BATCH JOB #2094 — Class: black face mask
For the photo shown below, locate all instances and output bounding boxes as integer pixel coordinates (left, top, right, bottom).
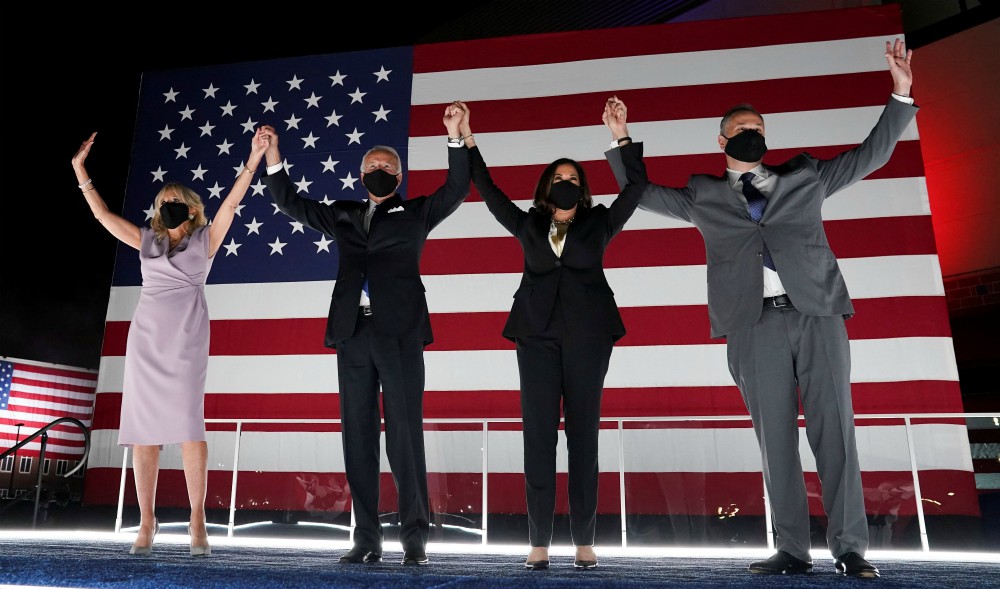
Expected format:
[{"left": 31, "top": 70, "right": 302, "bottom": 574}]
[
  {"left": 362, "top": 169, "right": 399, "bottom": 199},
  {"left": 159, "top": 202, "right": 190, "bottom": 229},
  {"left": 548, "top": 181, "right": 582, "bottom": 211},
  {"left": 724, "top": 129, "right": 768, "bottom": 163}
]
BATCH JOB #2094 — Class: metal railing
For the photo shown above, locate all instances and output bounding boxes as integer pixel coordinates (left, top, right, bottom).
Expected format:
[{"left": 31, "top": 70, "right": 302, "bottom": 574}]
[
  {"left": 111, "top": 412, "right": 999, "bottom": 551},
  {"left": 1, "top": 417, "right": 91, "bottom": 528}
]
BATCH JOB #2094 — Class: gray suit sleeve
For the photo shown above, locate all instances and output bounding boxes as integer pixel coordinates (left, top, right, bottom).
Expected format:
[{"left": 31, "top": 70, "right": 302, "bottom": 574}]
[
  {"left": 604, "top": 146, "right": 695, "bottom": 222},
  {"left": 817, "top": 97, "right": 919, "bottom": 198}
]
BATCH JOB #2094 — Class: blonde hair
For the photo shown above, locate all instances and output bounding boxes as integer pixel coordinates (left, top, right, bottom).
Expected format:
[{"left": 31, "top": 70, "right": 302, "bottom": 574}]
[{"left": 150, "top": 182, "right": 207, "bottom": 240}]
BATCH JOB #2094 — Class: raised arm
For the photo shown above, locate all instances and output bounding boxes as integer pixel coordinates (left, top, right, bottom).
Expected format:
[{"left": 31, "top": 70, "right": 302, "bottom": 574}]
[
  {"left": 421, "top": 101, "right": 472, "bottom": 230},
  {"left": 208, "top": 127, "right": 269, "bottom": 257},
  {"left": 459, "top": 101, "right": 525, "bottom": 237},
  {"left": 602, "top": 97, "right": 695, "bottom": 223},
  {"left": 71, "top": 132, "right": 141, "bottom": 250},
  {"left": 259, "top": 124, "right": 339, "bottom": 236}
]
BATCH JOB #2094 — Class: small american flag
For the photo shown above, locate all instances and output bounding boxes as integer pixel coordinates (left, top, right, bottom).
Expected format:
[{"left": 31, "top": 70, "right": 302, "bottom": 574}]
[{"left": 1, "top": 359, "right": 97, "bottom": 459}]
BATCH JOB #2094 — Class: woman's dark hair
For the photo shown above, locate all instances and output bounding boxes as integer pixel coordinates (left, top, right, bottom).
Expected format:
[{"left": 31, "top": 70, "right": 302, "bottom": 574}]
[{"left": 532, "top": 158, "right": 593, "bottom": 215}]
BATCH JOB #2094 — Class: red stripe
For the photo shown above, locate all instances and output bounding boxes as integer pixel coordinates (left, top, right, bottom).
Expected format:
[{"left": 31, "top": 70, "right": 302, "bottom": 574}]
[
  {"left": 11, "top": 376, "right": 97, "bottom": 395},
  {"left": 408, "top": 141, "right": 925, "bottom": 199},
  {"left": 418, "top": 216, "right": 938, "bottom": 275},
  {"left": 12, "top": 363, "right": 96, "bottom": 381},
  {"left": 82, "top": 467, "right": 978, "bottom": 517},
  {"left": 413, "top": 5, "right": 901, "bottom": 72},
  {"left": 101, "top": 296, "right": 951, "bottom": 357},
  {"left": 90, "top": 381, "right": 963, "bottom": 431},
  {"left": 411, "top": 71, "right": 894, "bottom": 137}
]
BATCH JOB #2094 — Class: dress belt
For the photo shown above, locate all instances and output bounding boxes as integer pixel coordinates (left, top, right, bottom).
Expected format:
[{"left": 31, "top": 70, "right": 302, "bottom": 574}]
[{"left": 763, "top": 294, "right": 793, "bottom": 308}]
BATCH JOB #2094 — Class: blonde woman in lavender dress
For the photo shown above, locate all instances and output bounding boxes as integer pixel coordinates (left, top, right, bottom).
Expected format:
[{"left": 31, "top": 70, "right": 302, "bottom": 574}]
[{"left": 71, "top": 128, "right": 268, "bottom": 556}]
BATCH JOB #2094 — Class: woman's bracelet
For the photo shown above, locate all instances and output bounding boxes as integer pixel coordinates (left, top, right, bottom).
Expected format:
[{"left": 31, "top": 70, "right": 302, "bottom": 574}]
[
  {"left": 78, "top": 178, "right": 93, "bottom": 190},
  {"left": 243, "top": 166, "right": 256, "bottom": 176}
]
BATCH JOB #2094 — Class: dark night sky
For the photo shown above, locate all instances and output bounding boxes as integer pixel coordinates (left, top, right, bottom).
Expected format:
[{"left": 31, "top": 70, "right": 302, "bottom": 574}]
[{"left": 2, "top": 7, "right": 485, "bottom": 370}]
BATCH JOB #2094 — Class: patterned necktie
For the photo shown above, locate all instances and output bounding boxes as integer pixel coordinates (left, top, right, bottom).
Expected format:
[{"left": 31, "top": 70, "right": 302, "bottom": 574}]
[{"left": 741, "top": 172, "right": 776, "bottom": 271}]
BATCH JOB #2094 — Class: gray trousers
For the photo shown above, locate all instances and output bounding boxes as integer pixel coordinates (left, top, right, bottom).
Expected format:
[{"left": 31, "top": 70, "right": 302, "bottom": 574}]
[{"left": 726, "top": 304, "right": 868, "bottom": 561}]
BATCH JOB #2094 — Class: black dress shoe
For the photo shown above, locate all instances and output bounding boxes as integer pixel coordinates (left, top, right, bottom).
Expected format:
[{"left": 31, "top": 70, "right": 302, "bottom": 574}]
[
  {"left": 339, "top": 547, "right": 382, "bottom": 563},
  {"left": 401, "top": 551, "right": 429, "bottom": 565},
  {"left": 835, "top": 552, "right": 880, "bottom": 579},
  {"left": 749, "top": 550, "right": 813, "bottom": 574},
  {"left": 524, "top": 559, "right": 549, "bottom": 570},
  {"left": 574, "top": 559, "right": 598, "bottom": 570}
]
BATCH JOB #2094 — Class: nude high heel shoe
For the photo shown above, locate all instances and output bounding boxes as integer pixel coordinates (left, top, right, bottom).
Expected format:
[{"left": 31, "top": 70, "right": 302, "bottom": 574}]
[
  {"left": 129, "top": 519, "right": 159, "bottom": 555},
  {"left": 188, "top": 524, "right": 212, "bottom": 557}
]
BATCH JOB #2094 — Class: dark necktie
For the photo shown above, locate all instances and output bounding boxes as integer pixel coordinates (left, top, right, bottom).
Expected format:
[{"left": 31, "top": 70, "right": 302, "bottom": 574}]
[
  {"left": 363, "top": 204, "right": 375, "bottom": 298},
  {"left": 741, "top": 172, "right": 776, "bottom": 271}
]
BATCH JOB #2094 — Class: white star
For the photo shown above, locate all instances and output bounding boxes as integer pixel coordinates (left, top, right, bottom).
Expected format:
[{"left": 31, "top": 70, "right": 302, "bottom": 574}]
[
  {"left": 374, "top": 66, "right": 391, "bottom": 82},
  {"left": 232, "top": 162, "right": 246, "bottom": 177},
  {"left": 372, "top": 105, "right": 390, "bottom": 122},
  {"left": 191, "top": 165, "right": 208, "bottom": 181},
  {"left": 284, "top": 114, "right": 302, "bottom": 130},
  {"left": 220, "top": 101, "right": 237, "bottom": 116},
  {"left": 321, "top": 156, "right": 339, "bottom": 173},
  {"left": 340, "top": 172, "right": 358, "bottom": 190},
  {"left": 244, "top": 79, "right": 260, "bottom": 94},
  {"left": 329, "top": 70, "right": 347, "bottom": 86},
  {"left": 241, "top": 116, "right": 258, "bottom": 134},
  {"left": 216, "top": 139, "right": 234, "bottom": 155},
  {"left": 295, "top": 176, "right": 313, "bottom": 193},
  {"left": 234, "top": 203, "right": 246, "bottom": 217},
  {"left": 304, "top": 92, "right": 322, "bottom": 108},
  {"left": 144, "top": 204, "right": 156, "bottom": 219},
  {"left": 199, "top": 121, "right": 216, "bottom": 136},
  {"left": 163, "top": 88, "right": 179, "bottom": 102},
  {"left": 208, "top": 182, "right": 225, "bottom": 199},
  {"left": 268, "top": 237, "right": 287, "bottom": 255},
  {"left": 158, "top": 125, "right": 174, "bottom": 141},
  {"left": 314, "top": 234, "right": 334, "bottom": 252},
  {"left": 286, "top": 75, "right": 304, "bottom": 90},
  {"left": 290, "top": 221, "right": 305, "bottom": 234},
  {"left": 302, "top": 132, "right": 319, "bottom": 148},
  {"left": 245, "top": 218, "right": 263, "bottom": 235},
  {"left": 270, "top": 202, "right": 283, "bottom": 215},
  {"left": 174, "top": 143, "right": 191, "bottom": 159},
  {"left": 324, "top": 110, "right": 342, "bottom": 127},
  {"left": 261, "top": 96, "right": 279, "bottom": 112},
  {"left": 151, "top": 167, "right": 167, "bottom": 182},
  {"left": 345, "top": 128, "right": 364, "bottom": 145},
  {"left": 223, "top": 238, "right": 242, "bottom": 256},
  {"left": 203, "top": 84, "right": 219, "bottom": 99},
  {"left": 348, "top": 88, "right": 366, "bottom": 104},
  {"left": 179, "top": 105, "right": 195, "bottom": 121},
  {"left": 320, "top": 195, "right": 336, "bottom": 205},
  {"left": 251, "top": 179, "right": 266, "bottom": 196},
  {"left": 281, "top": 159, "right": 294, "bottom": 175}
]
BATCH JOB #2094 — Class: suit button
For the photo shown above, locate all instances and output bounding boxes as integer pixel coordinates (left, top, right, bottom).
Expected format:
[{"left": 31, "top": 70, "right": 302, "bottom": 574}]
[
  {"left": 756, "top": 252, "right": 763, "bottom": 257},
  {"left": 555, "top": 261, "right": 562, "bottom": 267}
]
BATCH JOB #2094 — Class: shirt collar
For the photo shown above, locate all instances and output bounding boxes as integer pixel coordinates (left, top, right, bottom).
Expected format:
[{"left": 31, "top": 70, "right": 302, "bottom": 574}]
[{"left": 726, "top": 164, "right": 767, "bottom": 188}]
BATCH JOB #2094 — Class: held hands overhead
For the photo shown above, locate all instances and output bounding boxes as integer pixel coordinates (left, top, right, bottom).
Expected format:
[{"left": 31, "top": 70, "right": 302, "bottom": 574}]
[{"left": 603, "top": 96, "right": 629, "bottom": 143}]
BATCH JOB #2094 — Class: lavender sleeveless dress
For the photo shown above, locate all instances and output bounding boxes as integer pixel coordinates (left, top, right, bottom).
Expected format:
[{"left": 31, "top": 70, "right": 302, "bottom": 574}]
[{"left": 118, "top": 226, "right": 214, "bottom": 447}]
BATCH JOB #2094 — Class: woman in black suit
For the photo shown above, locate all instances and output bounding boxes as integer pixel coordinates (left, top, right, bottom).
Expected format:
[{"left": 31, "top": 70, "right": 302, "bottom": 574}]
[{"left": 457, "top": 101, "right": 648, "bottom": 569}]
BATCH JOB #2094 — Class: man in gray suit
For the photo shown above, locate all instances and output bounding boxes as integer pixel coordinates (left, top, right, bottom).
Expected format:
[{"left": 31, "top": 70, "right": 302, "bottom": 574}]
[{"left": 603, "top": 39, "right": 916, "bottom": 578}]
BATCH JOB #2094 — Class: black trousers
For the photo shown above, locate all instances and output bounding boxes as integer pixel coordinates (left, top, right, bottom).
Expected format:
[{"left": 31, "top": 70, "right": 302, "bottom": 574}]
[
  {"left": 336, "top": 311, "right": 429, "bottom": 553},
  {"left": 514, "top": 307, "right": 614, "bottom": 547}
]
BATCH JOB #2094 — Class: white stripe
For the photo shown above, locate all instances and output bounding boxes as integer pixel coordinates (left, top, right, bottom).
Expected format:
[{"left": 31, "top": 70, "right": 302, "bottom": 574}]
[
  {"left": 0, "top": 422, "right": 89, "bottom": 442},
  {"left": 3, "top": 398, "right": 93, "bottom": 417},
  {"left": 0, "top": 438, "right": 86, "bottom": 455},
  {"left": 409, "top": 108, "right": 919, "bottom": 170},
  {"left": 8, "top": 383, "right": 96, "bottom": 402},
  {"left": 96, "top": 337, "right": 957, "bottom": 395},
  {"left": 104, "top": 254, "right": 945, "bottom": 322},
  {"left": 83, "top": 423, "right": 972, "bottom": 473},
  {"left": 411, "top": 35, "right": 893, "bottom": 104},
  {"left": 10, "top": 372, "right": 97, "bottom": 389},
  {"left": 430, "top": 177, "right": 931, "bottom": 239}
]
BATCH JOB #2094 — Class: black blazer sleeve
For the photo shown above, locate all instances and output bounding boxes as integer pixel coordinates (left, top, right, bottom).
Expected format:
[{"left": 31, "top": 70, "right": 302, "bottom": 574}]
[
  {"left": 418, "top": 145, "right": 472, "bottom": 232},
  {"left": 261, "top": 168, "right": 338, "bottom": 237},
  {"left": 605, "top": 141, "right": 647, "bottom": 236},
  {"left": 469, "top": 145, "right": 527, "bottom": 236}
]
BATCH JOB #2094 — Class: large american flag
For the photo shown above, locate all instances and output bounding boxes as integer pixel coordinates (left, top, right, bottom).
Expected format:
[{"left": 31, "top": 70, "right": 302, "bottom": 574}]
[
  {"left": 1, "top": 359, "right": 97, "bottom": 459},
  {"left": 84, "top": 5, "right": 979, "bottom": 525}
]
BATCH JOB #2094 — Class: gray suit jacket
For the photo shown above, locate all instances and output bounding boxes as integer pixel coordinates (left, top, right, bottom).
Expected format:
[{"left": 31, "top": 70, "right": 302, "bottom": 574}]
[{"left": 605, "top": 98, "right": 918, "bottom": 338}]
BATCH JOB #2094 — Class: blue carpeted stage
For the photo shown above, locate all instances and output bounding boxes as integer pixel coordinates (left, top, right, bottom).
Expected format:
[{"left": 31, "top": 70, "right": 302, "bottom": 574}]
[{"left": 2, "top": 531, "right": 998, "bottom": 588}]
